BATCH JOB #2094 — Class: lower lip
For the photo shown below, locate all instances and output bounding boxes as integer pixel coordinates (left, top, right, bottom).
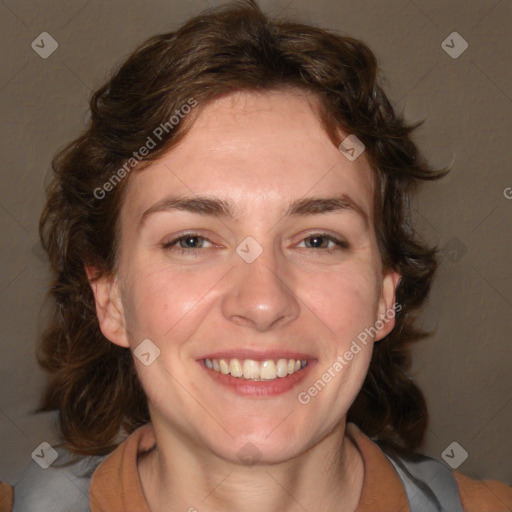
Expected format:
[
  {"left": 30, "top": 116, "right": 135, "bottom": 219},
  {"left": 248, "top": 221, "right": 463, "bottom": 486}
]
[{"left": 199, "top": 360, "right": 316, "bottom": 397}]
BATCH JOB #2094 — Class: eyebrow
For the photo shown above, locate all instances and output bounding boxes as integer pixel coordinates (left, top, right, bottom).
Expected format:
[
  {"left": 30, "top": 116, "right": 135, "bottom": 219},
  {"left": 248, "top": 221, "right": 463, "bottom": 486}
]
[{"left": 137, "top": 193, "right": 369, "bottom": 231}]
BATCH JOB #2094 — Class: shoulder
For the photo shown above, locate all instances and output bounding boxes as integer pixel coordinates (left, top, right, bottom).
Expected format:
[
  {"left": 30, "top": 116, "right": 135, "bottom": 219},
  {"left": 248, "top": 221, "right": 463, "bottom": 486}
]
[
  {"left": 0, "top": 482, "right": 14, "bottom": 512},
  {"left": 12, "top": 446, "right": 106, "bottom": 512},
  {"left": 353, "top": 419, "right": 511, "bottom": 512},
  {"left": 453, "top": 471, "right": 512, "bottom": 512}
]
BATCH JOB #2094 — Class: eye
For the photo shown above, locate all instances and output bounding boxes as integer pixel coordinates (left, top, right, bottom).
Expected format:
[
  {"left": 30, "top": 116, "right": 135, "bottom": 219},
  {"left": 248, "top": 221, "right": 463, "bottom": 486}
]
[
  {"left": 162, "top": 233, "right": 214, "bottom": 251},
  {"left": 160, "top": 232, "right": 348, "bottom": 255},
  {"left": 297, "top": 233, "right": 349, "bottom": 251}
]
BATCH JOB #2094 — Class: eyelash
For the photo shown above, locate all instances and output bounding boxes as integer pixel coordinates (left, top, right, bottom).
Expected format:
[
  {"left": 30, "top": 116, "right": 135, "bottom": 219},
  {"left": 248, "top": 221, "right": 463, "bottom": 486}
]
[{"left": 161, "top": 232, "right": 349, "bottom": 254}]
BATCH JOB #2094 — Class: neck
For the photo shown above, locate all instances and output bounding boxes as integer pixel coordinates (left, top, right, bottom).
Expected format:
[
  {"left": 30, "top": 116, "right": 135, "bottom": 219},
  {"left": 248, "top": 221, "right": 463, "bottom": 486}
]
[{"left": 138, "top": 420, "right": 364, "bottom": 512}]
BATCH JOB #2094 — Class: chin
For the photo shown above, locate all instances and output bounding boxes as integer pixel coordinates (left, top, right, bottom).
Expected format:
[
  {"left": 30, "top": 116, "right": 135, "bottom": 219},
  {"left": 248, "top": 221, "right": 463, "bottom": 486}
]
[{"left": 204, "top": 426, "right": 310, "bottom": 467}]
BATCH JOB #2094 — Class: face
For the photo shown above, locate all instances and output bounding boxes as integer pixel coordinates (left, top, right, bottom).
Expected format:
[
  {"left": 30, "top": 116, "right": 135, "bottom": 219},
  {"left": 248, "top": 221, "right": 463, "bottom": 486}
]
[{"left": 90, "top": 90, "right": 399, "bottom": 464}]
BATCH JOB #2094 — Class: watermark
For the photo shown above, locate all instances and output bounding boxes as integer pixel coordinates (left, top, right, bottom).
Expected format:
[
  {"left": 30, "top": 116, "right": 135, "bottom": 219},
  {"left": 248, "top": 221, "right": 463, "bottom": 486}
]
[
  {"left": 504, "top": 187, "right": 512, "bottom": 200},
  {"left": 31, "top": 32, "right": 58, "bottom": 59},
  {"left": 31, "top": 441, "right": 58, "bottom": 469},
  {"left": 441, "top": 236, "right": 467, "bottom": 263},
  {"left": 442, "top": 441, "right": 468, "bottom": 469},
  {"left": 441, "top": 32, "right": 468, "bottom": 59},
  {"left": 297, "top": 302, "right": 402, "bottom": 405},
  {"left": 338, "top": 134, "right": 365, "bottom": 161},
  {"left": 237, "top": 441, "right": 263, "bottom": 466},
  {"left": 134, "top": 338, "right": 161, "bottom": 366},
  {"left": 93, "top": 98, "right": 198, "bottom": 200},
  {"left": 236, "top": 236, "right": 263, "bottom": 263}
]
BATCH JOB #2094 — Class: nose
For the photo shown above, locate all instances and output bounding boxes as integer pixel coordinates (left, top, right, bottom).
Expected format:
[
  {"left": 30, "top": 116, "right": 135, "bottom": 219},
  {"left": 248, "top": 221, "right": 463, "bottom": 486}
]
[{"left": 221, "top": 243, "right": 300, "bottom": 332}]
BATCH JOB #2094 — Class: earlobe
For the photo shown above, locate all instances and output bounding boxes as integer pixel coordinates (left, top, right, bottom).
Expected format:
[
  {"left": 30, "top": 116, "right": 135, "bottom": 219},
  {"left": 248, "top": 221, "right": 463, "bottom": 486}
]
[
  {"left": 85, "top": 265, "right": 129, "bottom": 348},
  {"left": 375, "top": 270, "right": 401, "bottom": 341}
]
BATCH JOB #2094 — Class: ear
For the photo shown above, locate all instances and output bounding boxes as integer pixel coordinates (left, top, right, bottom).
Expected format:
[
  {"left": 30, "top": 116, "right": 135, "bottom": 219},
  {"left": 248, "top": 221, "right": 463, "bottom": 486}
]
[
  {"left": 375, "top": 270, "right": 401, "bottom": 341},
  {"left": 85, "top": 265, "right": 129, "bottom": 348}
]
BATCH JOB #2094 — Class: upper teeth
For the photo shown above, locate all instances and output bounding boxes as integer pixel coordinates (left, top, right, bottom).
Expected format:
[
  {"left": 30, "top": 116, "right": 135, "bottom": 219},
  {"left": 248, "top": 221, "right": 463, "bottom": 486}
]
[{"left": 204, "top": 358, "right": 308, "bottom": 380}]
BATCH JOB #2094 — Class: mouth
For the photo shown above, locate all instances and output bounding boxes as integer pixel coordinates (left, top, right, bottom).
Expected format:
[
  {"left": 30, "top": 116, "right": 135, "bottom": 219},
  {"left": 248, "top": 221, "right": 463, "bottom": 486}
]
[
  {"left": 197, "top": 351, "right": 316, "bottom": 397},
  {"left": 204, "top": 357, "right": 309, "bottom": 381}
]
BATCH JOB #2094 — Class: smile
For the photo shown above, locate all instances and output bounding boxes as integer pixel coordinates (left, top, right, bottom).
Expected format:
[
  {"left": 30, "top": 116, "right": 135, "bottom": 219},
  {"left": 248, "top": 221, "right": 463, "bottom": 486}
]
[{"left": 204, "top": 357, "right": 308, "bottom": 381}]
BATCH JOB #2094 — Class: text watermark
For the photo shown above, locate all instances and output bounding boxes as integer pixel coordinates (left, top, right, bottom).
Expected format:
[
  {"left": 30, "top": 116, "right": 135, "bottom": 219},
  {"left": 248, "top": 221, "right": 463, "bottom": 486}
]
[
  {"left": 297, "top": 302, "right": 402, "bottom": 405},
  {"left": 93, "top": 98, "right": 198, "bottom": 200}
]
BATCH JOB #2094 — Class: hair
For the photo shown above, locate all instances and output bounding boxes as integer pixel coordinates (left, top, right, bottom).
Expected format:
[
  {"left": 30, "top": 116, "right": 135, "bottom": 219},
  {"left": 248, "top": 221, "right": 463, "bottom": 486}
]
[{"left": 37, "top": 0, "right": 449, "bottom": 457}]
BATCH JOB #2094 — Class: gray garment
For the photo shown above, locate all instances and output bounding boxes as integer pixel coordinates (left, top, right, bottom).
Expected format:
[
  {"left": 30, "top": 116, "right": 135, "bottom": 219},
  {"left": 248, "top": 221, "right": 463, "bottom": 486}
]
[
  {"left": 13, "top": 448, "right": 463, "bottom": 511},
  {"left": 383, "top": 450, "right": 464, "bottom": 512},
  {"left": 13, "top": 447, "right": 105, "bottom": 512}
]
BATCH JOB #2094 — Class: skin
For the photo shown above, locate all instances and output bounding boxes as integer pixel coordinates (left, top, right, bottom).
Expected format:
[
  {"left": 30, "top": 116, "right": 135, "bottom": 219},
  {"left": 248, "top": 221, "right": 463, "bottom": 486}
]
[{"left": 88, "top": 89, "right": 400, "bottom": 512}]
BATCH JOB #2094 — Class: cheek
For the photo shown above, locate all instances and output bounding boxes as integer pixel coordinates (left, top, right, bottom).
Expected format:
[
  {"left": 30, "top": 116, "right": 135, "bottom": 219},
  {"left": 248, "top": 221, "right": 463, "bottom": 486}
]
[
  {"left": 301, "top": 261, "right": 381, "bottom": 341},
  {"left": 120, "top": 245, "right": 382, "bottom": 348},
  {"left": 121, "top": 262, "right": 222, "bottom": 342}
]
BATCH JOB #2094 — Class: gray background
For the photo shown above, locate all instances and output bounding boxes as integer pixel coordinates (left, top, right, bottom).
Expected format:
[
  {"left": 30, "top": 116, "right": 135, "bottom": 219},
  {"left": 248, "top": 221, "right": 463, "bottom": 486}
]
[{"left": 1, "top": 0, "right": 511, "bottom": 491}]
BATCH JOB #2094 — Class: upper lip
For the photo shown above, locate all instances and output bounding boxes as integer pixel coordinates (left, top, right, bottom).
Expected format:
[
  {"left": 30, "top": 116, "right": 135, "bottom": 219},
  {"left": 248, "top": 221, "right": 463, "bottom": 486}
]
[{"left": 198, "top": 349, "right": 316, "bottom": 362}]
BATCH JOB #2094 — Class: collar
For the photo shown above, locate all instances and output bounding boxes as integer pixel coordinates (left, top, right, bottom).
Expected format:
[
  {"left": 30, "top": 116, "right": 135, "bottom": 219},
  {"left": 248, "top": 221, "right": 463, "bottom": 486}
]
[{"left": 89, "top": 422, "right": 409, "bottom": 511}]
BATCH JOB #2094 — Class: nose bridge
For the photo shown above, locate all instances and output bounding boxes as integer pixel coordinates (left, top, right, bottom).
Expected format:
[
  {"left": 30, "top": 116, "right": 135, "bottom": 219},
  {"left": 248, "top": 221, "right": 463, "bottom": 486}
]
[{"left": 221, "top": 236, "right": 300, "bottom": 331}]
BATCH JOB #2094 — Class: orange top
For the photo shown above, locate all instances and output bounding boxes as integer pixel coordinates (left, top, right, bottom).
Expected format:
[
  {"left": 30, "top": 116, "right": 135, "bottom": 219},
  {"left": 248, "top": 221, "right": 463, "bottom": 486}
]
[{"left": 88, "top": 422, "right": 512, "bottom": 512}]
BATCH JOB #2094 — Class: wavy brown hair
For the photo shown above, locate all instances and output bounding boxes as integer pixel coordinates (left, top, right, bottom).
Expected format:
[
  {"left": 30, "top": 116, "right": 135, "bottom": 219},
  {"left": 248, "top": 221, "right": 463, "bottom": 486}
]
[{"left": 37, "top": 0, "right": 449, "bottom": 457}]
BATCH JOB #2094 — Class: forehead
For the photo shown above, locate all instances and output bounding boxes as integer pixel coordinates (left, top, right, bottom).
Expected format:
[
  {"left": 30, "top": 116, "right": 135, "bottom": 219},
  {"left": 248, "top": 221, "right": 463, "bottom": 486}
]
[{"left": 122, "top": 90, "right": 375, "bottom": 225}]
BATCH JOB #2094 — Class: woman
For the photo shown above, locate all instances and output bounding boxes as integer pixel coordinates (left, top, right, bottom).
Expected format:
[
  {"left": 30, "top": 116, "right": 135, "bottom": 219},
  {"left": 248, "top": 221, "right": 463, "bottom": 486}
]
[{"left": 7, "top": 1, "right": 512, "bottom": 511}]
